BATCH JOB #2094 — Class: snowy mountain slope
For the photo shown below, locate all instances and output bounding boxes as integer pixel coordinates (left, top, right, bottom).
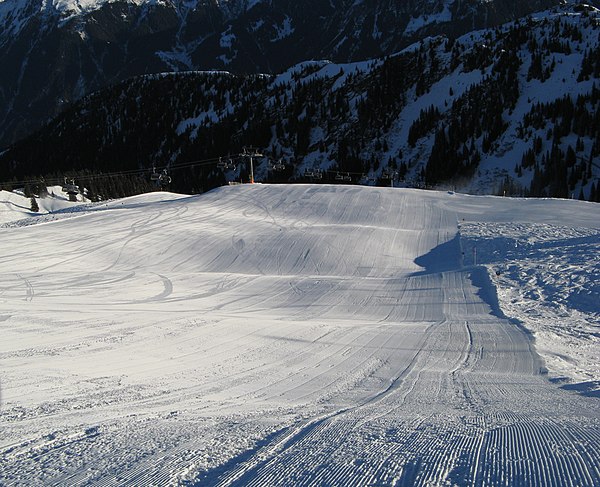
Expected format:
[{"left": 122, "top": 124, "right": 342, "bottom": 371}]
[
  {"left": 0, "top": 0, "right": 559, "bottom": 147},
  {"left": 1, "top": 184, "right": 598, "bottom": 485},
  {"left": 0, "top": 186, "right": 90, "bottom": 224},
  {"left": 3, "top": 4, "right": 598, "bottom": 199}
]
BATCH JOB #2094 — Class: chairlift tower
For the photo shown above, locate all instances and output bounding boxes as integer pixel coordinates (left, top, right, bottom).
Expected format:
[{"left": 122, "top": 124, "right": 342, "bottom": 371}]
[
  {"left": 242, "top": 147, "right": 263, "bottom": 184},
  {"left": 382, "top": 170, "right": 398, "bottom": 188}
]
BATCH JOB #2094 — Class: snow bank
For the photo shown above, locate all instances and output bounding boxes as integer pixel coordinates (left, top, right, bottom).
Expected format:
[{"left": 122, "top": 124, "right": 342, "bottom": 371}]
[{"left": 460, "top": 220, "right": 600, "bottom": 394}]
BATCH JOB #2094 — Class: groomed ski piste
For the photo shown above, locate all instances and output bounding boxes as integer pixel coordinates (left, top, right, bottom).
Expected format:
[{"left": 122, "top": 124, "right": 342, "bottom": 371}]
[{"left": 1, "top": 184, "right": 599, "bottom": 486}]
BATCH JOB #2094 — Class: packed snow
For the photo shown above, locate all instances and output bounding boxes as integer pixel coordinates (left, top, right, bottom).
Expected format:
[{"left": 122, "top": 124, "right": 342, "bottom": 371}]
[{"left": 1, "top": 184, "right": 598, "bottom": 485}]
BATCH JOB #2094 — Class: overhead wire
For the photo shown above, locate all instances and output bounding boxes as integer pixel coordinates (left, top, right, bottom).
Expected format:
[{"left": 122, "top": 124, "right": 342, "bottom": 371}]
[
  {"left": 0, "top": 154, "right": 239, "bottom": 188},
  {"left": 9, "top": 149, "right": 592, "bottom": 188}
]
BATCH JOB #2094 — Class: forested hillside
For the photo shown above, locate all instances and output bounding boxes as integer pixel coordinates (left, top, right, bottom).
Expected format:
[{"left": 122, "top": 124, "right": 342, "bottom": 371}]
[{"left": 1, "top": 4, "right": 599, "bottom": 200}]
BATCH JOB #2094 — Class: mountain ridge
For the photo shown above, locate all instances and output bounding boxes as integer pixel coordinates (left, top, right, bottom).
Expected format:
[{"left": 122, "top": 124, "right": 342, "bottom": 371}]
[
  {"left": 1, "top": 3, "right": 598, "bottom": 200},
  {"left": 0, "top": 0, "right": 560, "bottom": 146}
]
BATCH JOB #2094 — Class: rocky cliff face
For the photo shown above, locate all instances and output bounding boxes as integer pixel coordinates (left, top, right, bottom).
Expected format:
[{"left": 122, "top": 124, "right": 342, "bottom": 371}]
[{"left": 0, "top": 0, "right": 559, "bottom": 147}]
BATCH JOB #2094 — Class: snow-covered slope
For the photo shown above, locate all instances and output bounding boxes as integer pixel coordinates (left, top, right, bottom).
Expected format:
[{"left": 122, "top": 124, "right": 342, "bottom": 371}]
[
  {"left": 0, "top": 186, "right": 89, "bottom": 225},
  {"left": 1, "top": 184, "right": 598, "bottom": 485}
]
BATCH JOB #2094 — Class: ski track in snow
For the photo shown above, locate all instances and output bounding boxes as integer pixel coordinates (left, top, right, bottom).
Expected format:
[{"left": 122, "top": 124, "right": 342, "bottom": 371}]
[{"left": 0, "top": 185, "right": 599, "bottom": 486}]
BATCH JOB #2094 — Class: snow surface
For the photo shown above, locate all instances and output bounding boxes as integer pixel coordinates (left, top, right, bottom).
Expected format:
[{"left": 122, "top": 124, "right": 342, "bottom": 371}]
[
  {"left": 404, "top": 1, "right": 453, "bottom": 35},
  {"left": 0, "top": 187, "right": 89, "bottom": 225},
  {"left": 270, "top": 15, "right": 294, "bottom": 42},
  {"left": 1, "top": 184, "right": 599, "bottom": 485},
  {"left": 460, "top": 218, "right": 600, "bottom": 392}
]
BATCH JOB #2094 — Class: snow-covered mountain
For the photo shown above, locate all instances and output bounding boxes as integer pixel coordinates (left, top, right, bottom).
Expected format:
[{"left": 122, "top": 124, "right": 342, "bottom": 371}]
[
  {"left": 0, "top": 0, "right": 559, "bottom": 147},
  {"left": 2, "top": 4, "right": 598, "bottom": 199}
]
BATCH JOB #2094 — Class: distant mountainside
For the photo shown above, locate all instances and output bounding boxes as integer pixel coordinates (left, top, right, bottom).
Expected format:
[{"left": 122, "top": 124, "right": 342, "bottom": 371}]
[
  {"left": 0, "top": 0, "right": 560, "bottom": 147},
  {"left": 2, "top": 4, "right": 598, "bottom": 201}
]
